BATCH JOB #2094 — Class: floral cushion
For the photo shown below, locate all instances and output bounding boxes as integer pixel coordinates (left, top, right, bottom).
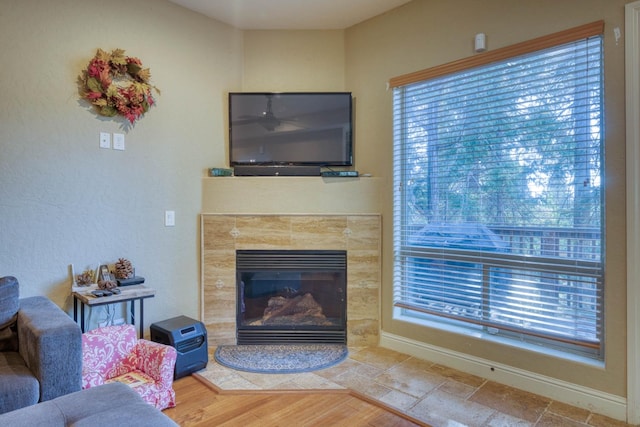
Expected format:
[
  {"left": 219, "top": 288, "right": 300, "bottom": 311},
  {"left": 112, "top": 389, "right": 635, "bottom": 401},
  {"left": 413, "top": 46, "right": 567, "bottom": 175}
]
[{"left": 82, "top": 324, "right": 177, "bottom": 410}]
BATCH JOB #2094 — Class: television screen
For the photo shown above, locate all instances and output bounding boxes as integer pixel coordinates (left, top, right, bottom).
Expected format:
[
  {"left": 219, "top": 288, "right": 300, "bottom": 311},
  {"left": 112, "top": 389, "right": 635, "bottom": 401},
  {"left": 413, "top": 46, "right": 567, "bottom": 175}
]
[{"left": 229, "top": 92, "right": 353, "bottom": 167}]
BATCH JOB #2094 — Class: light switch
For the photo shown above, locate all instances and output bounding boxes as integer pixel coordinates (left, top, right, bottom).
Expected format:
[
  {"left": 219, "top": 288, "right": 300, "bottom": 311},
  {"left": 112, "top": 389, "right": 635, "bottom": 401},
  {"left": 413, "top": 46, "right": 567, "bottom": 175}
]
[
  {"left": 113, "top": 133, "right": 125, "bottom": 150},
  {"left": 99, "top": 132, "right": 111, "bottom": 149},
  {"left": 165, "top": 210, "right": 175, "bottom": 227}
]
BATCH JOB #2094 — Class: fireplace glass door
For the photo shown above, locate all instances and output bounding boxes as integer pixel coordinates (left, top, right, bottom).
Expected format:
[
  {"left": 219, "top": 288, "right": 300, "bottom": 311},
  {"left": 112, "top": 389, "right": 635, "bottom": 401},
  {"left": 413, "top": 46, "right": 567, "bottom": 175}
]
[{"left": 236, "top": 250, "right": 347, "bottom": 344}]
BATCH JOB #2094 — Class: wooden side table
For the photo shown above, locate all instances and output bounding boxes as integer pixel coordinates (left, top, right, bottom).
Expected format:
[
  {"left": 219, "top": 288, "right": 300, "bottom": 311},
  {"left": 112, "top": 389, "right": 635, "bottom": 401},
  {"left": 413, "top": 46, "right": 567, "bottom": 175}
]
[{"left": 72, "top": 284, "right": 156, "bottom": 338}]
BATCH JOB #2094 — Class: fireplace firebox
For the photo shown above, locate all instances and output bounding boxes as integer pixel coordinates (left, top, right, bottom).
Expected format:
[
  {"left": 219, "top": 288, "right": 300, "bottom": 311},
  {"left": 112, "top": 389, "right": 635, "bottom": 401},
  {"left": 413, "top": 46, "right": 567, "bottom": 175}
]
[{"left": 236, "top": 250, "right": 347, "bottom": 345}]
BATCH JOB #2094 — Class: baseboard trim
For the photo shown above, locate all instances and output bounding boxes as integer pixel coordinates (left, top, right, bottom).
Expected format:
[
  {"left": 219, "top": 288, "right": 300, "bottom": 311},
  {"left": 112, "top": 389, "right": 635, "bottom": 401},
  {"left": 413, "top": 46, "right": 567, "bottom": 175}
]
[{"left": 380, "top": 332, "right": 627, "bottom": 422}]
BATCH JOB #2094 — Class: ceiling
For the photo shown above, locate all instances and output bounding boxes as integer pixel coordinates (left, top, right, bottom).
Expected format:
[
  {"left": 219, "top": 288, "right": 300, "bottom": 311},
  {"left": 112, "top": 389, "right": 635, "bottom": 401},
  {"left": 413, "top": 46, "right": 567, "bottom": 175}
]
[{"left": 167, "top": 0, "right": 413, "bottom": 30}]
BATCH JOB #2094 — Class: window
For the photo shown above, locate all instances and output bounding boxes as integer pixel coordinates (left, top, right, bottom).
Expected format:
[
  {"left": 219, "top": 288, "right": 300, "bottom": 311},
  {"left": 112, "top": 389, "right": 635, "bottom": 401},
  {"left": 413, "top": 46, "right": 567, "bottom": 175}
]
[{"left": 391, "top": 22, "right": 604, "bottom": 358}]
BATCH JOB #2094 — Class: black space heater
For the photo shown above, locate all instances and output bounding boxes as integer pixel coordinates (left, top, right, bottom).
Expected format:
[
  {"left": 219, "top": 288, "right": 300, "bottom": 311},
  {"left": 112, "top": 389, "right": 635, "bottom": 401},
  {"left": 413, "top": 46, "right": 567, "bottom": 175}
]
[{"left": 150, "top": 315, "right": 208, "bottom": 379}]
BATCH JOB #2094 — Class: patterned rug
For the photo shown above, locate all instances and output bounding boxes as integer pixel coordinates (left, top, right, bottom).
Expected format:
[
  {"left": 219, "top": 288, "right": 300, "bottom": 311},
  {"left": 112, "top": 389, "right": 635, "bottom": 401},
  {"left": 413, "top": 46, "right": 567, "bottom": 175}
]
[{"left": 214, "top": 344, "right": 348, "bottom": 374}]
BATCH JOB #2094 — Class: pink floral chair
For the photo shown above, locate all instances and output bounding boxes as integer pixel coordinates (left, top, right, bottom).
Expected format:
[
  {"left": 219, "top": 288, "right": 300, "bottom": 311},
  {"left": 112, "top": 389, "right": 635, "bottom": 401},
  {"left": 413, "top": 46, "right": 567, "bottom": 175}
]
[{"left": 81, "top": 324, "right": 177, "bottom": 410}]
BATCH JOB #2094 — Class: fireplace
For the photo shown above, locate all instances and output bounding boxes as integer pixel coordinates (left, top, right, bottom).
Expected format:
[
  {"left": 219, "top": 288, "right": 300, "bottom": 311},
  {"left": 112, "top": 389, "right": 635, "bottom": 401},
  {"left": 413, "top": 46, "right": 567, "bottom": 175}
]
[
  {"left": 236, "top": 249, "right": 347, "bottom": 344},
  {"left": 201, "top": 214, "right": 381, "bottom": 347}
]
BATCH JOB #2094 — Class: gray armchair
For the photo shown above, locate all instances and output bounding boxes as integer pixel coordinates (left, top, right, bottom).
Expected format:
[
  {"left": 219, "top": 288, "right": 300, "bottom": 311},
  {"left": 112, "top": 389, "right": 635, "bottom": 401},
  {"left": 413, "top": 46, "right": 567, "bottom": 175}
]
[{"left": 0, "top": 276, "right": 82, "bottom": 414}]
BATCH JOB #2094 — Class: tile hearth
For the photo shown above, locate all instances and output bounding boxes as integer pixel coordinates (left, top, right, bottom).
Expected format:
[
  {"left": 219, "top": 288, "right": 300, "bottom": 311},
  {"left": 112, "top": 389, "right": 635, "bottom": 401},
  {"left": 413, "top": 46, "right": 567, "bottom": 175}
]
[{"left": 198, "top": 346, "right": 630, "bottom": 427}]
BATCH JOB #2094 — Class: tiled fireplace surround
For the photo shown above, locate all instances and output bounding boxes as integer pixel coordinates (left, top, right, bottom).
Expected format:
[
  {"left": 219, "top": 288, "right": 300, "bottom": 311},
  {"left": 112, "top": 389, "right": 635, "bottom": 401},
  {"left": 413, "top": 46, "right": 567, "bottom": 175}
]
[{"left": 201, "top": 213, "right": 381, "bottom": 346}]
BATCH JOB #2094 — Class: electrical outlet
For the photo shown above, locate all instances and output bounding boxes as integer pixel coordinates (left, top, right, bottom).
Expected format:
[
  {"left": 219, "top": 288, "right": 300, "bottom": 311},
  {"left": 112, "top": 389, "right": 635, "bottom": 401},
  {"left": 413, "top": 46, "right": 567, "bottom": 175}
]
[
  {"left": 113, "top": 133, "right": 125, "bottom": 150},
  {"left": 99, "top": 132, "right": 111, "bottom": 149},
  {"left": 165, "top": 210, "right": 175, "bottom": 227}
]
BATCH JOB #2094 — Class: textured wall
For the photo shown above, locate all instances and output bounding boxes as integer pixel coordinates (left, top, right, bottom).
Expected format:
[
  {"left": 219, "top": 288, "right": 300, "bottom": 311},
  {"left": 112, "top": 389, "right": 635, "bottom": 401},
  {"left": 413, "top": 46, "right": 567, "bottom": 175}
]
[{"left": 0, "top": 0, "right": 242, "bottom": 328}]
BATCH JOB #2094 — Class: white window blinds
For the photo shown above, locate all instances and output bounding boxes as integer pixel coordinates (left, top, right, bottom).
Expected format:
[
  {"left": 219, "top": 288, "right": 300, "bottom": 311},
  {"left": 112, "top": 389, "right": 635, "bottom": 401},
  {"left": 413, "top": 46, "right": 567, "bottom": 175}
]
[{"left": 392, "top": 23, "right": 604, "bottom": 357}]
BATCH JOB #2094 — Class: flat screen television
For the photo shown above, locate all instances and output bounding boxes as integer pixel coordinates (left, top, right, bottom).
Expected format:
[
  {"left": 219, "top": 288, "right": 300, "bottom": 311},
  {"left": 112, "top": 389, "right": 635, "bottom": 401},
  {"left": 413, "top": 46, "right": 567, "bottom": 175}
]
[{"left": 229, "top": 92, "right": 353, "bottom": 175}]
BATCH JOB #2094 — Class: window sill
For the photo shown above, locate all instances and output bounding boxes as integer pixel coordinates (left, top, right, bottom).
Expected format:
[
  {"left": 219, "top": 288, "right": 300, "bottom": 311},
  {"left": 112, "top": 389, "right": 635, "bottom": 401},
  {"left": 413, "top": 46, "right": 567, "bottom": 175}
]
[{"left": 394, "top": 307, "right": 605, "bottom": 369}]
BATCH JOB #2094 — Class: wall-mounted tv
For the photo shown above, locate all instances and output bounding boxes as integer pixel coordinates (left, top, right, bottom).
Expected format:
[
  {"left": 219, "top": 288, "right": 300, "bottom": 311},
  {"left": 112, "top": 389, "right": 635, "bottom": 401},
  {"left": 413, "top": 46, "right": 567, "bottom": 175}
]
[{"left": 229, "top": 92, "right": 353, "bottom": 176}]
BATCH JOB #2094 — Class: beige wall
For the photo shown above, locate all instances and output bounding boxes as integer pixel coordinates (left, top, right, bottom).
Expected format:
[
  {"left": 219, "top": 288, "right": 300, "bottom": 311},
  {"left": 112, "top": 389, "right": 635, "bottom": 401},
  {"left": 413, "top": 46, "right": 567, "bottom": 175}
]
[
  {"left": 242, "top": 30, "right": 346, "bottom": 92},
  {"left": 0, "top": 0, "right": 631, "bottom": 403},
  {"left": 0, "top": 0, "right": 242, "bottom": 325},
  {"left": 345, "top": 0, "right": 629, "bottom": 397}
]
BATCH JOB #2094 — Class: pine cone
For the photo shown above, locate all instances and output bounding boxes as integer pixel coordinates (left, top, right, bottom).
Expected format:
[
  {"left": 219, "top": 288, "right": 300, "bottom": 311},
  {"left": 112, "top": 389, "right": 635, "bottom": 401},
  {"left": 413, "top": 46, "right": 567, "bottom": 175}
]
[
  {"left": 75, "top": 271, "right": 94, "bottom": 286},
  {"left": 114, "top": 258, "right": 134, "bottom": 279},
  {"left": 97, "top": 278, "right": 117, "bottom": 290}
]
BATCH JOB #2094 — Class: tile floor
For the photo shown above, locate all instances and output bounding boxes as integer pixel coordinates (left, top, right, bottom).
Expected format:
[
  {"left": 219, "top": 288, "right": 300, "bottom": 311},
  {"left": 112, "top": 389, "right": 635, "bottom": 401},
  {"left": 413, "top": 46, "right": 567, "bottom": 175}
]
[{"left": 198, "top": 346, "right": 632, "bottom": 427}]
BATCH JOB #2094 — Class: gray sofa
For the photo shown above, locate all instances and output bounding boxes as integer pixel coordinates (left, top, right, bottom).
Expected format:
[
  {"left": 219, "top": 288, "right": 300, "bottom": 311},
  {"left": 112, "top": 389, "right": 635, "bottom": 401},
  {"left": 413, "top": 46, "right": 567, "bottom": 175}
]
[
  {"left": 0, "top": 382, "right": 178, "bottom": 426},
  {"left": 0, "top": 276, "right": 82, "bottom": 414}
]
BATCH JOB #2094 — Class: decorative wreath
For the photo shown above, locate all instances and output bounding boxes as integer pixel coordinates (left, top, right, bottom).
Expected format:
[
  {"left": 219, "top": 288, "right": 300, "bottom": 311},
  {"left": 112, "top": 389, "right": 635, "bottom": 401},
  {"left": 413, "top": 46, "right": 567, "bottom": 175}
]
[{"left": 81, "top": 48, "right": 160, "bottom": 124}]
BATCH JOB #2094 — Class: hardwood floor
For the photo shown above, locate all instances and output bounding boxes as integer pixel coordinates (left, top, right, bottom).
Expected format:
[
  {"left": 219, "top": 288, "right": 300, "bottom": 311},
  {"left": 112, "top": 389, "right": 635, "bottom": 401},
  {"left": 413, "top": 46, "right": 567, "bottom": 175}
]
[{"left": 163, "top": 375, "right": 428, "bottom": 426}]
